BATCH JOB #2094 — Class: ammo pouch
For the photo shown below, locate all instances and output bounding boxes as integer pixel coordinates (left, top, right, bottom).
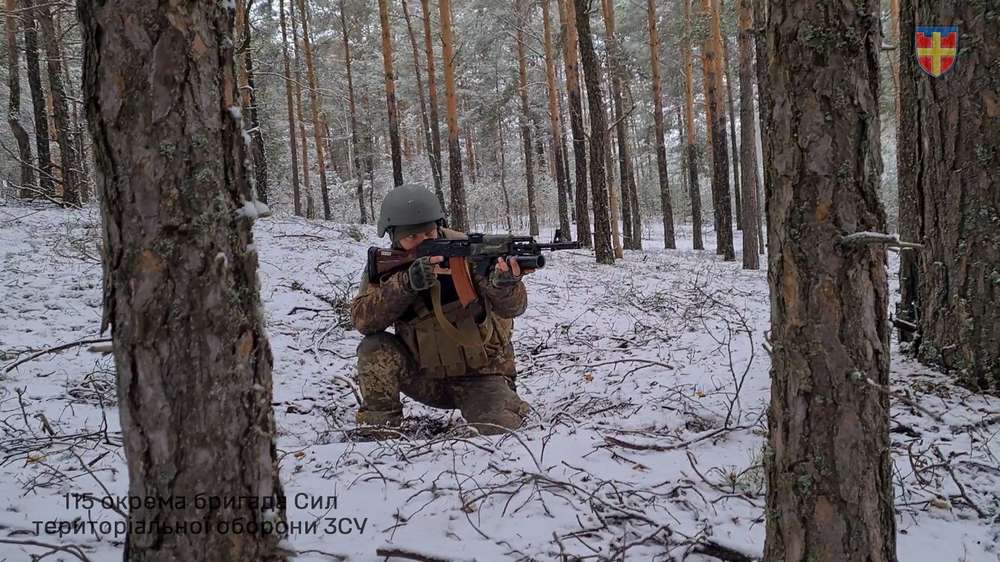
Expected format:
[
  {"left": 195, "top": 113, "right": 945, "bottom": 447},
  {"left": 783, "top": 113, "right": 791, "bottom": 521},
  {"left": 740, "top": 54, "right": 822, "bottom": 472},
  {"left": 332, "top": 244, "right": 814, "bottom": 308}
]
[{"left": 396, "top": 287, "right": 513, "bottom": 378}]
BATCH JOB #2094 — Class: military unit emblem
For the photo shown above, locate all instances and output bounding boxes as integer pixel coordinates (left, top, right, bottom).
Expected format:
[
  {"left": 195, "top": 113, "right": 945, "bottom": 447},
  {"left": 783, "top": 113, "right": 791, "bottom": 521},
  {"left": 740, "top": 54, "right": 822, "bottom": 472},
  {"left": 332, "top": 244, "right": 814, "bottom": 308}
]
[{"left": 915, "top": 26, "right": 959, "bottom": 77}]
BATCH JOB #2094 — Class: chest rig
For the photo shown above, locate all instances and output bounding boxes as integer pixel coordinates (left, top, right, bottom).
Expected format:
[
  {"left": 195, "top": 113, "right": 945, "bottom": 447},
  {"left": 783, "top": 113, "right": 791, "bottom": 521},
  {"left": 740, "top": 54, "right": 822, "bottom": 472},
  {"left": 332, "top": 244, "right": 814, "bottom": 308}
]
[{"left": 393, "top": 268, "right": 513, "bottom": 378}]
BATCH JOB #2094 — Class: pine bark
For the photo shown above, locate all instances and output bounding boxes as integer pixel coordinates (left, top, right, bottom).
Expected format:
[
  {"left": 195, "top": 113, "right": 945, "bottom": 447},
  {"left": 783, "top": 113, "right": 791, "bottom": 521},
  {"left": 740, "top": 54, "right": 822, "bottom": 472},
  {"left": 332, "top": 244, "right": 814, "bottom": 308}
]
[
  {"left": 278, "top": 0, "right": 302, "bottom": 216},
  {"left": 22, "top": 0, "right": 52, "bottom": 195},
  {"left": 682, "top": 0, "right": 704, "bottom": 250},
  {"left": 37, "top": 3, "right": 81, "bottom": 205},
  {"left": 541, "top": 0, "right": 571, "bottom": 240},
  {"left": 515, "top": 0, "right": 540, "bottom": 236},
  {"left": 723, "top": 37, "right": 742, "bottom": 231},
  {"left": 297, "top": 0, "right": 330, "bottom": 218},
  {"left": 419, "top": 0, "right": 446, "bottom": 213},
  {"left": 646, "top": 0, "right": 676, "bottom": 249},
  {"left": 438, "top": 0, "right": 467, "bottom": 230},
  {"left": 604, "top": 82, "right": 623, "bottom": 258},
  {"left": 558, "top": 0, "right": 590, "bottom": 247},
  {"left": 402, "top": 0, "right": 442, "bottom": 207},
  {"left": 699, "top": 0, "right": 735, "bottom": 260},
  {"left": 377, "top": 0, "right": 404, "bottom": 187},
  {"left": 290, "top": 0, "right": 314, "bottom": 218},
  {"left": 6, "top": 0, "right": 34, "bottom": 196},
  {"left": 762, "top": 0, "right": 896, "bottom": 559},
  {"left": 900, "top": 1, "right": 1000, "bottom": 389},
  {"left": 573, "top": 0, "right": 613, "bottom": 265},
  {"left": 235, "top": 0, "right": 269, "bottom": 203},
  {"left": 737, "top": 0, "right": 759, "bottom": 269},
  {"left": 339, "top": 0, "right": 366, "bottom": 223},
  {"left": 79, "top": 1, "right": 286, "bottom": 559},
  {"left": 600, "top": 0, "right": 639, "bottom": 250}
]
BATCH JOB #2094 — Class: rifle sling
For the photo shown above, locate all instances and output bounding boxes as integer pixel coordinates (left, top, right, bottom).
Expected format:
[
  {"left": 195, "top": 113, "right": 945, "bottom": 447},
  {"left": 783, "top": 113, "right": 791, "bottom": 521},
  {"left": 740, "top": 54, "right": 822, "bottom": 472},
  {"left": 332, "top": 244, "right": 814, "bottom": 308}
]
[{"left": 430, "top": 282, "right": 494, "bottom": 349}]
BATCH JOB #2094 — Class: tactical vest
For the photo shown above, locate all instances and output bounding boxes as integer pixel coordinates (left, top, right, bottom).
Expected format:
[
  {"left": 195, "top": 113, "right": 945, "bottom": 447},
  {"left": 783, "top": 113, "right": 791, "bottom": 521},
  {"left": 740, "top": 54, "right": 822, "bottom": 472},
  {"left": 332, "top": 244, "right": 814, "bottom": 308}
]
[{"left": 394, "top": 269, "right": 514, "bottom": 378}]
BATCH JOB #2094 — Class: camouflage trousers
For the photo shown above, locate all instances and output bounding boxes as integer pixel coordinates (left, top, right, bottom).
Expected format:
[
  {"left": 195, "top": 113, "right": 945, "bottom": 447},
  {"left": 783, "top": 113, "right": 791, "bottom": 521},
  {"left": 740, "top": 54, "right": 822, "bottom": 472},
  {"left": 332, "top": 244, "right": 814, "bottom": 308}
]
[{"left": 355, "top": 332, "right": 530, "bottom": 435}]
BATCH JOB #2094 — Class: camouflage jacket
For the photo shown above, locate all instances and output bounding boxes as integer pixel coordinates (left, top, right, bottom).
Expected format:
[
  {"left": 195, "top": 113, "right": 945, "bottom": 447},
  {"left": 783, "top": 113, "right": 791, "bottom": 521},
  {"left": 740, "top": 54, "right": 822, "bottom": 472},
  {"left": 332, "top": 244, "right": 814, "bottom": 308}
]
[{"left": 351, "top": 229, "right": 528, "bottom": 377}]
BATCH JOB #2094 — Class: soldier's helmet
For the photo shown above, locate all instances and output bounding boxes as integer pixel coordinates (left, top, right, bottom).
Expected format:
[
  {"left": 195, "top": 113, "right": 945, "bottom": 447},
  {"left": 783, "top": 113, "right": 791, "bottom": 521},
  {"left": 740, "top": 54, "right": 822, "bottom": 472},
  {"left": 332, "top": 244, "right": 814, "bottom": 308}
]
[{"left": 376, "top": 183, "right": 445, "bottom": 237}]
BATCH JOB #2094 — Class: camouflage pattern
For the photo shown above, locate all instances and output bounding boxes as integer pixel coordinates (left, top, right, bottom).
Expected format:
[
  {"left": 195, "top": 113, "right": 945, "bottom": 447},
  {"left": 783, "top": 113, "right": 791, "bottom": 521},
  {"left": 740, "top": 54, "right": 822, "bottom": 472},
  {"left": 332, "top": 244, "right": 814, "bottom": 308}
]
[{"left": 350, "top": 228, "right": 530, "bottom": 433}]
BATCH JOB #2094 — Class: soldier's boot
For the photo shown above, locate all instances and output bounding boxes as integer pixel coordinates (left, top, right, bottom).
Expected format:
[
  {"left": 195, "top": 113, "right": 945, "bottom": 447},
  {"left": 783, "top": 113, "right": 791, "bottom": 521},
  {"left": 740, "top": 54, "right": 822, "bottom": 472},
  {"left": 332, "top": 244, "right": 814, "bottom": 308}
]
[{"left": 450, "top": 376, "right": 531, "bottom": 435}]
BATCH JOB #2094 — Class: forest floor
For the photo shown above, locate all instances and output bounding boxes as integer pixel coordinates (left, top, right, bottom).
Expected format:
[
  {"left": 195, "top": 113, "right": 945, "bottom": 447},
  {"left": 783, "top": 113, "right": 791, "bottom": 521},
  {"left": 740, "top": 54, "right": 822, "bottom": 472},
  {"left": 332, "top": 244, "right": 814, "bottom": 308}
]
[{"left": 1, "top": 202, "right": 998, "bottom": 561}]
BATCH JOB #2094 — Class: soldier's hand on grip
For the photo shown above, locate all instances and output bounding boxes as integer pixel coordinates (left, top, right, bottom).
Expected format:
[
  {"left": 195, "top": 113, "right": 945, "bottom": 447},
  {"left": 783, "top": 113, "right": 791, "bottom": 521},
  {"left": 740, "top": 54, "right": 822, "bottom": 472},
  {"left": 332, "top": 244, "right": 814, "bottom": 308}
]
[{"left": 406, "top": 256, "right": 441, "bottom": 292}]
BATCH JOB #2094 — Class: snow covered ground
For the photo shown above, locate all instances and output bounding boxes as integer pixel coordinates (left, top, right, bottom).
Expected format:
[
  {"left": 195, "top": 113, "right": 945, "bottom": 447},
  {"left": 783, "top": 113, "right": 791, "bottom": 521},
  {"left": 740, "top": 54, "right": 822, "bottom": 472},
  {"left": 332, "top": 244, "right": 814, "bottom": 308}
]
[{"left": 0, "top": 202, "right": 997, "bottom": 561}]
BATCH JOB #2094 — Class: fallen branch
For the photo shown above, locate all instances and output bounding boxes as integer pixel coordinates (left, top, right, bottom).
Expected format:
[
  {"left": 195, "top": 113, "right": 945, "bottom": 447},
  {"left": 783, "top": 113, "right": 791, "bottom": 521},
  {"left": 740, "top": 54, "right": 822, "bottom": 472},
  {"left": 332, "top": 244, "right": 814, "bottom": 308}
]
[
  {"left": 375, "top": 546, "right": 458, "bottom": 562},
  {"left": 604, "top": 425, "right": 753, "bottom": 452},
  {"left": 0, "top": 538, "right": 92, "bottom": 562},
  {"left": 4, "top": 337, "right": 112, "bottom": 373}
]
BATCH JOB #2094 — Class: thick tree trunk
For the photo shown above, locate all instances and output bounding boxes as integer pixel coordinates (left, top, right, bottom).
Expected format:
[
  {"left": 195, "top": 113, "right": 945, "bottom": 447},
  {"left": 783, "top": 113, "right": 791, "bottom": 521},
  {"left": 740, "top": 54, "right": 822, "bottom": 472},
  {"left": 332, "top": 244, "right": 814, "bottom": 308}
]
[
  {"left": 419, "top": 0, "right": 446, "bottom": 213},
  {"left": 723, "top": 36, "right": 742, "bottom": 231},
  {"left": 900, "top": 1, "right": 1000, "bottom": 390},
  {"left": 340, "top": 0, "right": 366, "bottom": 223},
  {"left": 38, "top": 3, "right": 81, "bottom": 206},
  {"left": 558, "top": 0, "right": 590, "bottom": 247},
  {"left": 79, "top": 1, "right": 286, "bottom": 559},
  {"left": 297, "top": 0, "right": 330, "bottom": 218},
  {"left": 6, "top": 0, "right": 34, "bottom": 196},
  {"left": 235, "top": 0, "right": 269, "bottom": 203},
  {"left": 22, "top": 0, "right": 52, "bottom": 196},
  {"left": 439, "top": 0, "right": 467, "bottom": 230},
  {"left": 646, "top": 0, "right": 676, "bottom": 249},
  {"left": 541, "top": 0, "right": 571, "bottom": 240},
  {"left": 573, "top": 0, "right": 613, "bottom": 265},
  {"left": 762, "top": 0, "right": 896, "bottom": 559},
  {"left": 377, "top": 0, "right": 404, "bottom": 187},
  {"left": 699, "top": 0, "right": 735, "bottom": 260},
  {"left": 290, "top": 0, "right": 314, "bottom": 219},
  {"left": 737, "top": 0, "right": 759, "bottom": 269},
  {"left": 515, "top": 0, "right": 540, "bottom": 236},
  {"left": 278, "top": 0, "right": 302, "bottom": 216}
]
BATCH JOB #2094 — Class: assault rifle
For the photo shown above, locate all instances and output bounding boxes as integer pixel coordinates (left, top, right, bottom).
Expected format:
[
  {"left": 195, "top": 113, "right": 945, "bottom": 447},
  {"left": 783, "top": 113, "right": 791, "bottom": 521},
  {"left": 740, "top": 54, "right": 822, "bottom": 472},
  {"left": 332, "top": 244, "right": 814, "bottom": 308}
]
[{"left": 366, "top": 234, "right": 580, "bottom": 306}]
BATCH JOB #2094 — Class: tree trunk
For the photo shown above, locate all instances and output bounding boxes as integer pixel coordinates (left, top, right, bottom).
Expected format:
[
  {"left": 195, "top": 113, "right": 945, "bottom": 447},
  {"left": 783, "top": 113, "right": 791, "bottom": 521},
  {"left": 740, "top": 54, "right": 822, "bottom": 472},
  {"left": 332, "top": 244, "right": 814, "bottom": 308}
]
[
  {"left": 402, "top": 0, "right": 442, "bottom": 207},
  {"left": 723, "top": 36, "right": 742, "bottom": 231},
  {"left": 419, "top": 0, "right": 446, "bottom": 214},
  {"left": 558, "top": 0, "right": 590, "bottom": 247},
  {"left": 22, "top": 0, "right": 52, "bottom": 196},
  {"left": 753, "top": 0, "right": 771, "bottom": 245},
  {"left": 541, "top": 0, "right": 571, "bottom": 240},
  {"left": 37, "top": 3, "right": 80, "bottom": 206},
  {"left": 761, "top": 0, "right": 896, "bottom": 558},
  {"left": 623, "top": 96, "right": 642, "bottom": 247},
  {"left": 681, "top": 0, "right": 703, "bottom": 250},
  {"left": 278, "top": 0, "right": 302, "bottom": 216},
  {"left": 646, "top": 0, "right": 676, "bottom": 249},
  {"left": 438, "top": 0, "right": 467, "bottom": 230},
  {"left": 515, "top": 0, "right": 539, "bottom": 236},
  {"left": 6, "top": 0, "right": 34, "bottom": 196},
  {"left": 377, "top": 0, "right": 404, "bottom": 187},
  {"left": 699, "top": 0, "right": 735, "bottom": 260},
  {"left": 297, "top": 0, "right": 330, "bottom": 218},
  {"left": 340, "top": 0, "right": 366, "bottom": 223},
  {"left": 290, "top": 0, "right": 315, "bottom": 218},
  {"left": 737, "top": 0, "right": 759, "bottom": 269},
  {"left": 604, "top": 82, "right": 623, "bottom": 258},
  {"left": 57, "top": 11, "right": 91, "bottom": 202},
  {"left": 900, "top": 1, "right": 1000, "bottom": 390},
  {"left": 573, "top": 0, "right": 613, "bottom": 265},
  {"left": 600, "top": 0, "right": 637, "bottom": 250},
  {"left": 235, "top": 0, "right": 269, "bottom": 203},
  {"left": 79, "top": 1, "right": 286, "bottom": 559}
]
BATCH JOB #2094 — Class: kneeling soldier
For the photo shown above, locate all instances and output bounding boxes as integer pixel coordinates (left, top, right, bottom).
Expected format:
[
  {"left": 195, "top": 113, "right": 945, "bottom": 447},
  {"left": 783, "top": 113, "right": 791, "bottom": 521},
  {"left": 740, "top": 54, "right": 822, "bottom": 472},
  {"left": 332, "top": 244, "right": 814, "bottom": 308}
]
[{"left": 350, "top": 184, "right": 531, "bottom": 435}]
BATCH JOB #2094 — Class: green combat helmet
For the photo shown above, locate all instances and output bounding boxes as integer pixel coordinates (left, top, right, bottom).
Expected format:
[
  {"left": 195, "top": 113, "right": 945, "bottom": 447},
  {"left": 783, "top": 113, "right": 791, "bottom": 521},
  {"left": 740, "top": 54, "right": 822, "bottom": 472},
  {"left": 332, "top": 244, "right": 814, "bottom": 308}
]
[{"left": 376, "top": 183, "right": 445, "bottom": 238}]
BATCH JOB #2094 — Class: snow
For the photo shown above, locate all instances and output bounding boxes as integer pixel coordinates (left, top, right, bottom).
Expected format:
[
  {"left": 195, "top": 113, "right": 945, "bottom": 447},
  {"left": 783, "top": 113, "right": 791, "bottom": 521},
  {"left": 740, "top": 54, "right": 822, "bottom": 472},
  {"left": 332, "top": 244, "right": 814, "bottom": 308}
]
[
  {"left": 0, "top": 203, "right": 997, "bottom": 561},
  {"left": 236, "top": 199, "right": 271, "bottom": 220}
]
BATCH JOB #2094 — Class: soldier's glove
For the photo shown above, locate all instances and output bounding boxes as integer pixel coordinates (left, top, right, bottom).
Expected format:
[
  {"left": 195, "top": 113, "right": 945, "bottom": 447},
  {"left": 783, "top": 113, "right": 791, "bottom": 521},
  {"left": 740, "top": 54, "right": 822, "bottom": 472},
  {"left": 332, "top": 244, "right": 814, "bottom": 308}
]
[
  {"left": 407, "top": 257, "right": 438, "bottom": 292},
  {"left": 489, "top": 266, "right": 521, "bottom": 289}
]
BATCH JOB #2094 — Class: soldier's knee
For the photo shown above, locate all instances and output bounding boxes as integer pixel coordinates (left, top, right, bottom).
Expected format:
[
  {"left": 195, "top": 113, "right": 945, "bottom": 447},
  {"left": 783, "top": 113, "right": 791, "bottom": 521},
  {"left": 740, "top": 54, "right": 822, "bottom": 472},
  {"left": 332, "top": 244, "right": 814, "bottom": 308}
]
[{"left": 357, "top": 332, "right": 400, "bottom": 357}]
